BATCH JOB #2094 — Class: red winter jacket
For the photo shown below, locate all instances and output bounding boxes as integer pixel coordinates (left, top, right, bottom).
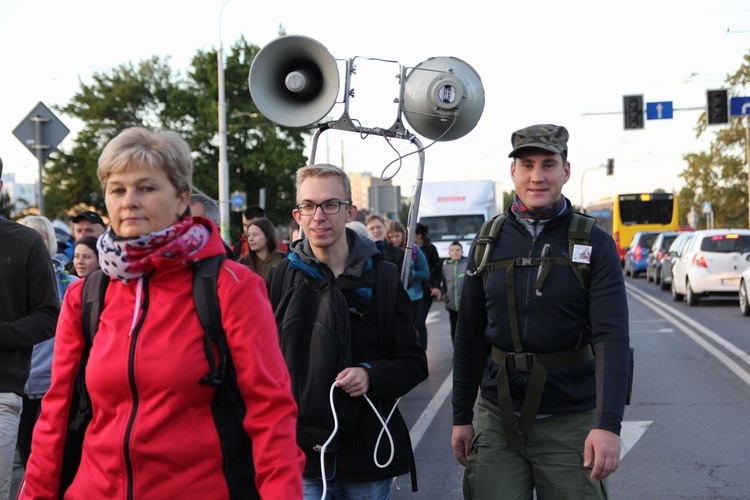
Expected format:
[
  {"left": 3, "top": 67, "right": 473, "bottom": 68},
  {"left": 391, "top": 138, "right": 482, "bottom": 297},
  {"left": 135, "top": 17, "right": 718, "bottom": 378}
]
[{"left": 19, "top": 222, "right": 304, "bottom": 499}]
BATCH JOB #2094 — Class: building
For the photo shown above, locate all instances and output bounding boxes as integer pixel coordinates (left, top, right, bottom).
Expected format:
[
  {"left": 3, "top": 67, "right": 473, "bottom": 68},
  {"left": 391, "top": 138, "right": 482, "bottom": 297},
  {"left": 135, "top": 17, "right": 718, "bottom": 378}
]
[
  {"left": 348, "top": 172, "right": 401, "bottom": 219},
  {"left": 1, "top": 173, "right": 37, "bottom": 213}
]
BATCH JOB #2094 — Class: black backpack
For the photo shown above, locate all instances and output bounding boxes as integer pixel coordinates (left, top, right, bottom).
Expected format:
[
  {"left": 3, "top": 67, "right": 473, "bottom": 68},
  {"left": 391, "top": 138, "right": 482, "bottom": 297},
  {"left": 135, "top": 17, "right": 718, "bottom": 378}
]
[{"left": 62, "top": 254, "right": 258, "bottom": 499}]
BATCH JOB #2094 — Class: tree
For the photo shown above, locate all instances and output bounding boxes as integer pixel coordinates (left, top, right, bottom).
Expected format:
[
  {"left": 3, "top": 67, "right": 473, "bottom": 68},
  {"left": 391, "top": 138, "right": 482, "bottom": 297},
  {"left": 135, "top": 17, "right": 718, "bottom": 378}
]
[
  {"left": 0, "top": 191, "right": 14, "bottom": 219},
  {"left": 43, "top": 37, "right": 310, "bottom": 237},
  {"left": 679, "top": 50, "right": 750, "bottom": 229}
]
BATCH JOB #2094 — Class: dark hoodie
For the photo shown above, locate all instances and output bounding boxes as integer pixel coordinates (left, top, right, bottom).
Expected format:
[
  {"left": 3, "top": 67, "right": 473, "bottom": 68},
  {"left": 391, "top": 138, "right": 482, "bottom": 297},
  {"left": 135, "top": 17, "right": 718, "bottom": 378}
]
[{"left": 269, "top": 228, "right": 428, "bottom": 484}]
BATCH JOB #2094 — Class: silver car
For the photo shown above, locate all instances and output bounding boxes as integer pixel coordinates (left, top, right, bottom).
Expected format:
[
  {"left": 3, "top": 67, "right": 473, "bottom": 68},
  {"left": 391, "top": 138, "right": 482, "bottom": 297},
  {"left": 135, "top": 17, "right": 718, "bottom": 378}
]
[
  {"left": 659, "top": 232, "right": 693, "bottom": 291},
  {"left": 740, "top": 264, "right": 750, "bottom": 316},
  {"left": 671, "top": 229, "right": 750, "bottom": 306}
]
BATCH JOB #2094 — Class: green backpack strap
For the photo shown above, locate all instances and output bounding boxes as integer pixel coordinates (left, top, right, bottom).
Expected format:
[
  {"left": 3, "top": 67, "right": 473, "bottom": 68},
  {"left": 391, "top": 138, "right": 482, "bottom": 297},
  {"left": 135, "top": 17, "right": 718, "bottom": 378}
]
[
  {"left": 469, "top": 214, "right": 508, "bottom": 286},
  {"left": 533, "top": 212, "right": 595, "bottom": 293},
  {"left": 567, "top": 212, "right": 595, "bottom": 292}
]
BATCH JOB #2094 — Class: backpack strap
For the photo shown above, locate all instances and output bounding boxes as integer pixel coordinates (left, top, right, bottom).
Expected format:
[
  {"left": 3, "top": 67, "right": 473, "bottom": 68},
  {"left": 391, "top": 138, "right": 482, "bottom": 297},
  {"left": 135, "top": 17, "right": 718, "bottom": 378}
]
[
  {"left": 194, "top": 254, "right": 227, "bottom": 387},
  {"left": 268, "top": 258, "right": 296, "bottom": 310},
  {"left": 77, "top": 268, "right": 109, "bottom": 422},
  {"left": 567, "top": 212, "right": 595, "bottom": 292},
  {"left": 469, "top": 214, "right": 507, "bottom": 284},
  {"left": 192, "top": 254, "right": 258, "bottom": 499},
  {"left": 81, "top": 269, "right": 108, "bottom": 349}
]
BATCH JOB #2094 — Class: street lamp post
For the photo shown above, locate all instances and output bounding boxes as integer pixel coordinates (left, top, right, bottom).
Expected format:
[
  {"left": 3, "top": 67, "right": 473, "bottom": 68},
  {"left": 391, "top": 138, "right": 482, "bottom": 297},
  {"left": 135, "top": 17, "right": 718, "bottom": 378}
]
[
  {"left": 580, "top": 164, "right": 605, "bottom": 213},
  {"left": 217, "top": 0, "right": 230, "bottom": 242}
]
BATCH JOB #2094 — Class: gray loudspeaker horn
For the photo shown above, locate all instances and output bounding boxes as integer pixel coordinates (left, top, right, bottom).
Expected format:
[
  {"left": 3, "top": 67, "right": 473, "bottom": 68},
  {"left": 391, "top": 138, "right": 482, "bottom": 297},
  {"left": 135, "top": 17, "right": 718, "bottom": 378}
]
[
  {"left": 248, "top": 35, "right": 339, "bottom": 128},
  {"left": 401, "top": 57, "right": 484, "bottom": 141}
]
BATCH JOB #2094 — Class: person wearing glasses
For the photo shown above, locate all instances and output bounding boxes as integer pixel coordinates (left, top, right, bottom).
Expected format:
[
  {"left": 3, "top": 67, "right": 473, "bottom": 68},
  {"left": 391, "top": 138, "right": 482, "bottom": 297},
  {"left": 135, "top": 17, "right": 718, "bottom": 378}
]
[{"left": 266, "top": 164, "right": 428, "bottom": 499}]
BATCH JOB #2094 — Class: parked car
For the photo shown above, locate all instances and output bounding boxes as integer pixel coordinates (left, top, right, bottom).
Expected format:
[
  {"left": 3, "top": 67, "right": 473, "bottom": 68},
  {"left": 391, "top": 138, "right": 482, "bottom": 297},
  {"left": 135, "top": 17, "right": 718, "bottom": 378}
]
[
  {"left": 740, "top": 264, "right": 750, "bottom": 316},
  {"left": 624, "top": 231, "right": 660, "bottom": 278},
  {"left": 646, "top": 231, "right": 679, "bottom": 284},
  {"left": 659, "top": 232, "right": 693, "bottom": 291},
  {"left": 671, "top": 229, "right": 750, "bottom": 306}
]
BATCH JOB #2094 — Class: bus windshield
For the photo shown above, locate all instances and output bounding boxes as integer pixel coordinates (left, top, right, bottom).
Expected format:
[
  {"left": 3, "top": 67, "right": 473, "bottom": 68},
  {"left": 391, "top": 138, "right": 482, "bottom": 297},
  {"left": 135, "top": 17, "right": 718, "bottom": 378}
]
[{"left": 586, "top": 192, "right": 679, "bottom": 263}]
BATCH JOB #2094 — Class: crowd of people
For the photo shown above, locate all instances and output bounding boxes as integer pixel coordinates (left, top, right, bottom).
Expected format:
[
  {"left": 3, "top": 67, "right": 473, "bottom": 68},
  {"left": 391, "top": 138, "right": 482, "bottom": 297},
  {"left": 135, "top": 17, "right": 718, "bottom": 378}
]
[{"left": 0, "top": 121, "right": 630, "bottom": 500}]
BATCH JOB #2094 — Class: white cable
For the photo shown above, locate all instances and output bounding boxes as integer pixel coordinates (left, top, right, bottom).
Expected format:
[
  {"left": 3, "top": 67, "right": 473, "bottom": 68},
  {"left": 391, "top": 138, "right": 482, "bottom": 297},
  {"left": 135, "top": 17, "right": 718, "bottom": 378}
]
[
  {"left": 364, "top": 394, "right": 400, "bottom": 468},
  {"left": 319, "top": 381, "right": 340, "bottom": 500},
  {"left": 318, "top": 380, "right": 402, "bottom": 500}
]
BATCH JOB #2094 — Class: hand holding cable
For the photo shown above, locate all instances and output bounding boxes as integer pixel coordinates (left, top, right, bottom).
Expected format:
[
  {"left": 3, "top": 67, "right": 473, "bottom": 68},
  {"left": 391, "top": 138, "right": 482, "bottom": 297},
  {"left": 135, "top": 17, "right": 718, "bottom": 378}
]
[{"left": 335, "top": 367, "right": 370, "bottom": 397}]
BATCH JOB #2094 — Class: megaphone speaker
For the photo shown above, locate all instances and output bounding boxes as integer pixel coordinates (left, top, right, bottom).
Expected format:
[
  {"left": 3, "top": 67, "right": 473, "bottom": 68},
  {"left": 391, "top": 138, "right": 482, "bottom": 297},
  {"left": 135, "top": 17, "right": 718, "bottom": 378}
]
[
  {"left": 401, "top": 57, "right": 485, "bottom": 141},
  {"left": 249, "top": 35, "right": 339, "bottom": 128}
]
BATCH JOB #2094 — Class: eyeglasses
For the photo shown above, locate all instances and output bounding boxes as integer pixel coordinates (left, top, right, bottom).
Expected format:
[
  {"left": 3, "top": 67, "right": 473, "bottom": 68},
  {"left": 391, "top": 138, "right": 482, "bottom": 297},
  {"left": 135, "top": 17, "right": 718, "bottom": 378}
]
[{"left": 295, "top": 200, "right": 351, "bottom": 216}]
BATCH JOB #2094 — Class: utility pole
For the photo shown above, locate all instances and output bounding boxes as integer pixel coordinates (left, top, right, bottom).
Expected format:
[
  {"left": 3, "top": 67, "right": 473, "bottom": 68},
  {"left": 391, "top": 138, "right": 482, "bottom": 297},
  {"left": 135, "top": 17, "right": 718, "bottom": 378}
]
[
  {"left": 746, "top": 115, "right": 750, "bottom": 228},
  {"left": 217, "top": 0, "right": 230, "bottom": 242}
]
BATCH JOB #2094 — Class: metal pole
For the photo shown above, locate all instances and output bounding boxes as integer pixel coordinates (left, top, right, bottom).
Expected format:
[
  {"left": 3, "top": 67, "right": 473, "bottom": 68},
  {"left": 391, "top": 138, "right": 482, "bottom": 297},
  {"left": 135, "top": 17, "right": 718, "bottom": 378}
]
[
  {"left": 745, "top": 115, "right": 750, "bottom": 228},
  {"left": 217, "top": 0, "right": 230, "bottom": 242},
  {"left": 579, "top": 164, "right": 605, "bottom": 213},
  {"left": 33, "top": 116, "right": 46, "bottom": 216},
  {"left": 402, "top": 137, "right": 426, "bottom": 290}
]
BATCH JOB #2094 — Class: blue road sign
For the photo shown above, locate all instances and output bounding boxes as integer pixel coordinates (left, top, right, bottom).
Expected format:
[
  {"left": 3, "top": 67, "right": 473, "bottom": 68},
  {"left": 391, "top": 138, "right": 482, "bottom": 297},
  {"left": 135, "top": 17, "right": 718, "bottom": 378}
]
[
  {"left": 646, "top": 101, "right": 673, "bottom": 120},
  {"left": 730, "top": 97, "right": 750, "bottom": 116},
  {"left": 231, "top": 193, "right": 245, "bottom": 208}
]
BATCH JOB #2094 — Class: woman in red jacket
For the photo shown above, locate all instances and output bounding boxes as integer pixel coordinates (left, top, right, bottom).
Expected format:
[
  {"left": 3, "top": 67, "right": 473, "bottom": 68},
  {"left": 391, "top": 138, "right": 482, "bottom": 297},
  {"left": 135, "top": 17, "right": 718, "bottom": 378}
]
[{"left": 19, "top": 127, "right": 304, "bottom": 499}]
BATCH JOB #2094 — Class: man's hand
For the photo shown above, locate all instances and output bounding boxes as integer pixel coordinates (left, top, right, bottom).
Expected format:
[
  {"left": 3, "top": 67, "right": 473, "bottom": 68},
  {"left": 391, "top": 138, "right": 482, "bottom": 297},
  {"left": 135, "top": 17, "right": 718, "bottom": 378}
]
[
  {"left": 335, "top": 367, "right": 370, "bottom": 397},
  {"left": 583, "top": 428, "right": 621, "bottom": 480},
  {"left": 451, "top": 424, "right": 474, "bottom": 467}
]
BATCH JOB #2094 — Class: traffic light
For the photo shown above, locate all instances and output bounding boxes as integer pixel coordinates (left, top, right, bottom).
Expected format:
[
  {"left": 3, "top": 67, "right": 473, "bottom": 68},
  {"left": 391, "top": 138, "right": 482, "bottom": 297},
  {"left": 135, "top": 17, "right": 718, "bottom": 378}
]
[
  {"left": 706, "top": 88, "right": 729, "bottom": 125},
  {"left": 606, "top": 158, "right": 614, "bottom": 176},
  {"left": 623, "top": 95, "right": 644, "bottom": 130}
]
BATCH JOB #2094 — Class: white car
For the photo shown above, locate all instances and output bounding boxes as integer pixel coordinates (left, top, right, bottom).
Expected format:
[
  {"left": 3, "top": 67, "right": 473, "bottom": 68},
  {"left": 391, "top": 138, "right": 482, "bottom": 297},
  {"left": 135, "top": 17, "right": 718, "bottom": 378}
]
[
  {"left": 671, "top": 229, "right": 750, "bottom": 306},
  {"left": 740, "top": 265, "right": 750, "bottom": 316}
]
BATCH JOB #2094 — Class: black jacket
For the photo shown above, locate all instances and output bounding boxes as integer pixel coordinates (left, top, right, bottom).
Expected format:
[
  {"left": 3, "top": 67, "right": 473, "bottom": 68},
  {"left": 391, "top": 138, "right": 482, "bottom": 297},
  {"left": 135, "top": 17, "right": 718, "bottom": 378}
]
[
  {"left": 267, "top": 229, "right": 428, "bottom": 483},
  {"left": 0, "top": 218, "right": 60, "bottom": 395},
  {"left": 452, "top": 200, "right": 630, "bottom": 436}
]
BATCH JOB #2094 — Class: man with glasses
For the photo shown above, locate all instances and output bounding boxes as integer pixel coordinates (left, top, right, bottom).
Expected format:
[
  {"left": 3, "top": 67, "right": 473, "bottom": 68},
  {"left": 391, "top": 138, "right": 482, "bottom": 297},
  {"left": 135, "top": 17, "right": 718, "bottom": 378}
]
[{"left": 266, "top": 164, "right": 427, "bottom": 499}]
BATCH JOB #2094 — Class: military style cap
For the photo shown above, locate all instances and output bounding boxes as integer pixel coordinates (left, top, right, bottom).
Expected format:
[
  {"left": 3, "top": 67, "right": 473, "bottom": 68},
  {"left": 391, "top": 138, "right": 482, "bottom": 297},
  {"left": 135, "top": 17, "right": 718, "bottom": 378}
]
[{"left": 508, "top": 124, "right": 569, "bottom": 158}]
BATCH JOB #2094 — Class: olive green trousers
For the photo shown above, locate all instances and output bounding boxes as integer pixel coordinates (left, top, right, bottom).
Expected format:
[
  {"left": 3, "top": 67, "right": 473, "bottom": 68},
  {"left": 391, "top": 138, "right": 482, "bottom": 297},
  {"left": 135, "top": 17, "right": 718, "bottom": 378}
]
[{"left": 463, "top": 398, "right": 609, "bottom": 500}]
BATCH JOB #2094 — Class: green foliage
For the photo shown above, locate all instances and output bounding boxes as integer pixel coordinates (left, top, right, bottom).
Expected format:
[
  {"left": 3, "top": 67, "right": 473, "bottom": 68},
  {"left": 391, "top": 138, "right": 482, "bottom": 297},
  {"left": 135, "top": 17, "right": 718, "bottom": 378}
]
[
  {"left": 42, "top": 37, "right": 309, "bottom": 238},
  {"left": 679, "top": 50, "right": 750, "bottom": 229},
  {"left": 0, "top": 190, "right": 14, "bottom": 218}
]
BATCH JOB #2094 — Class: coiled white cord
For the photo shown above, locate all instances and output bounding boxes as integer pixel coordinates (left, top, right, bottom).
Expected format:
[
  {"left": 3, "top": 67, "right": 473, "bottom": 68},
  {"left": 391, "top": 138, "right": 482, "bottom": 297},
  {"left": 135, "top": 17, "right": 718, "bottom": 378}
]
[{"left": 319, "top": 380, "right": 400, "bottom": 500}]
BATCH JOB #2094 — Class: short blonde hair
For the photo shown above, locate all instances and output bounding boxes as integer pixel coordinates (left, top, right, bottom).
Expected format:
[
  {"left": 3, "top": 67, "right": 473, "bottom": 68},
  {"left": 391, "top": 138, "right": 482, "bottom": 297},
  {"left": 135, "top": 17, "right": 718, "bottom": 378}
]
[
  {"left": 98, "top": 127, "right": 193, "bottom": 195},
  {"left": 365, "top": 212, "right": 385, "bottom": 226},
  {"left": 295, "top": 164, "right": 352, "bottom": 202},
  {"left": 19, "top": 215, "right": 57, "bottom": 255}
]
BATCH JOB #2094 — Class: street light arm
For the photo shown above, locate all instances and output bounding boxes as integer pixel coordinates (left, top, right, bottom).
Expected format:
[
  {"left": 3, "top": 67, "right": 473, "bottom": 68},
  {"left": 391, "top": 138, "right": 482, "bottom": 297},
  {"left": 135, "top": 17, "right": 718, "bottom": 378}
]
[{"left": 579, "top": 164, "right": 606, "bottom": 213}]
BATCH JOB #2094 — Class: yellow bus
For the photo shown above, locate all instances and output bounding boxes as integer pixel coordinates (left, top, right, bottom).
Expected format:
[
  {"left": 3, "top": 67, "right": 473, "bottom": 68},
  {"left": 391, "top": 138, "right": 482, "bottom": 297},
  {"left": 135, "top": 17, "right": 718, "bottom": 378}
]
[{"left": 585, "top": 193, "right": 680, "bottom": 264}]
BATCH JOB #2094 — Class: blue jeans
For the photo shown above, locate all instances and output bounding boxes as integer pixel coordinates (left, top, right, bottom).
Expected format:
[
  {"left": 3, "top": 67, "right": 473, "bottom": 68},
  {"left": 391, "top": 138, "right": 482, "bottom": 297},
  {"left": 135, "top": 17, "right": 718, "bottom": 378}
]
[
  {"left": 303, "top": 476, "right": 392, "bottom": 500},
  {"left": 0, "top": 393, "right": 22, "bottom": 500},
  {"left": 412, "top": 295, "right": 433, "bottom": 349}
]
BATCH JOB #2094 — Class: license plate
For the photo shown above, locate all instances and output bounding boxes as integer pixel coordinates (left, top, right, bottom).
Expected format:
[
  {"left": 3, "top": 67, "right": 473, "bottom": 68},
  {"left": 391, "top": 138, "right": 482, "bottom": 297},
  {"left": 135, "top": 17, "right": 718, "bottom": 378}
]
[{"left": 722, "top": 278, "right": 740, "bottom": 286}]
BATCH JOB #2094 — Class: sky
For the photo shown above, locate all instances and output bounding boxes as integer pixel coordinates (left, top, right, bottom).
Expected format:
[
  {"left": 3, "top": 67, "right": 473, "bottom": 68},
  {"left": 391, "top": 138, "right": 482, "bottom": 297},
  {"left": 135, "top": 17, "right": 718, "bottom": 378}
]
[{"left": 1, "top": 0, "right": 749, "bottom": 211}]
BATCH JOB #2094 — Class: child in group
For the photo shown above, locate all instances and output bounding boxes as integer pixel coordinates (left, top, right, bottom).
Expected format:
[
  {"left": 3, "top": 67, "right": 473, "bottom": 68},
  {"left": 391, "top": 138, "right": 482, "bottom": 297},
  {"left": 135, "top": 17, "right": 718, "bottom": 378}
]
[{"left": 431, "top": 241, "right": 467, "bottom": 343}]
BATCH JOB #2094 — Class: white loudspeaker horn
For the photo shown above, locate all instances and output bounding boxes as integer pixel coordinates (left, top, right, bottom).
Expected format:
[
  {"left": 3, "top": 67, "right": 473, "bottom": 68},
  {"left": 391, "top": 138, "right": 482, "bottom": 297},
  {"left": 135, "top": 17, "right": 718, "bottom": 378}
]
[
  {"left": 401, "top": 57, "right": 485, "bottom": 141},
  {"left": 248, "top": 35, "right": 339, "bottom": 128}
]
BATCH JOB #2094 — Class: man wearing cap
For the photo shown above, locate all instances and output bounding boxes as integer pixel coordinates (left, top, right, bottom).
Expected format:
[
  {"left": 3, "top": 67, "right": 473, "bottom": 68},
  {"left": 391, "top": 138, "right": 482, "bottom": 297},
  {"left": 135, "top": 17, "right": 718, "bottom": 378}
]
[
  {"left": 451, "top": 124, "right": 630, "bottom": 498},
  {"left": 72, "top": 210, "right": 106, "bottom": 242}
]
